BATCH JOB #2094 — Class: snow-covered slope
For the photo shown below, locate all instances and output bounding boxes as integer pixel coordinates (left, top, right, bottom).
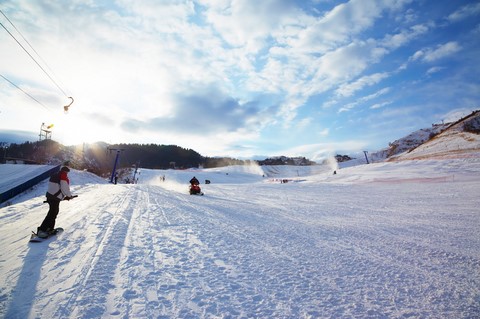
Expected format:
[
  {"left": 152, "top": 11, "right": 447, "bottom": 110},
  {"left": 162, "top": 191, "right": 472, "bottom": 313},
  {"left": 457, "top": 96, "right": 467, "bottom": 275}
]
[
  {"left": 391, "top": 111, "right": 480, "bottom": 160},
  {"left": 372, "top": 124, "right": 449, "bottom": 160},
  {"left": 371, "top": 110, "right": 480, "bottom": 161},
  {"left": 0, "top": 164, "right": 56, "bottom": 194},
  {"left": 0, "top": 159, "right": 479, "bottom": 318}
]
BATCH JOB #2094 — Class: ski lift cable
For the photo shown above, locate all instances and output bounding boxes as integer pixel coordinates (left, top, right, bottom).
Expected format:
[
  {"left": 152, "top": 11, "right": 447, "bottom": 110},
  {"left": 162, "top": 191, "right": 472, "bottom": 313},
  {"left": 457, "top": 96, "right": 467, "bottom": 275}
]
[
  {"left": 0, "top": 73, "right": 53, "bottom": 111},
  {"left": 0, "top": 17, "right": 69, "bottom": 98},
  {"left": 0, "top": 9, "right": 73, "bottom": 98}
]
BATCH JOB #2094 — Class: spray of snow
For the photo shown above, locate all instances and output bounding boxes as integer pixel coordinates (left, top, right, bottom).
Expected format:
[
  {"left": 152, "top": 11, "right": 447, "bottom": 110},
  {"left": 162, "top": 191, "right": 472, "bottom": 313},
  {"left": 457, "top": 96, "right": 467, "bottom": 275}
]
[
  {"left": 139, "top": 169, "right": 188, "bottom": 193},
  {"left": 325, "top": 156, "right": 339, "bottom": 171},
  {"left": 233, "top": 161, "right": 265, "bottom": 176},
  {"left": 157, "top": 179, "right": 189, "bottom": 194}
]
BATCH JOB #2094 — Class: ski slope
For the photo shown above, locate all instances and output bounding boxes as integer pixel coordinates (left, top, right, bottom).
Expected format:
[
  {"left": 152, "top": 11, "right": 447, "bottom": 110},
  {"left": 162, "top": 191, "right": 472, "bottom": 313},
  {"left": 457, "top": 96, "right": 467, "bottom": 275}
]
[
  {"left": 0, "top": 159, "right": 479, "bottom": 318},
  {"left": 0, "top": 164, "right": 56, "bottom": 194}
]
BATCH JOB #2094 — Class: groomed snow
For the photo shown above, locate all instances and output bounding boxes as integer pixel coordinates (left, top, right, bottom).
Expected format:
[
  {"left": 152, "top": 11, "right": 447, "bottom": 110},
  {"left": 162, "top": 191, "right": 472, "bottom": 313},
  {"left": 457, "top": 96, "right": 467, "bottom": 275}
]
[
  {"left": 0, "top": 159, "right": 479, "bottom": 318},
  {"left": 0, "top": 164, "right": 57, "bottom": 194}
]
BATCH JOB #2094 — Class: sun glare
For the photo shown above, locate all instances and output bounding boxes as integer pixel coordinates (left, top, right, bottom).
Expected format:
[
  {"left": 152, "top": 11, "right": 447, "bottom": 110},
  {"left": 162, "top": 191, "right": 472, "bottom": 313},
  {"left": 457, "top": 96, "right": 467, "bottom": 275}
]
[{"left": 50, "top": 114, "right": 108, "bottom": 146}]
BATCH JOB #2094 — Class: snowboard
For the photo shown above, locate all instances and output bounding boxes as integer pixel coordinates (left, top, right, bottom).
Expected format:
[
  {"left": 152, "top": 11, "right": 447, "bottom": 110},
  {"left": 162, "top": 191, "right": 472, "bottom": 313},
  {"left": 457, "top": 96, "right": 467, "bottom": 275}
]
[{"left": 29, "top": 227, "right": 64, "bottom": 242}]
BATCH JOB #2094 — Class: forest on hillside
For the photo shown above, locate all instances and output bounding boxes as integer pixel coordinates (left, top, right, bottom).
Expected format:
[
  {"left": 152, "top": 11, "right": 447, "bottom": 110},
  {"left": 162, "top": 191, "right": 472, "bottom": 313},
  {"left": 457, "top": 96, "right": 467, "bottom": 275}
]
[{"left": 0, "top": 140, "right": 315, "bottom": 176}]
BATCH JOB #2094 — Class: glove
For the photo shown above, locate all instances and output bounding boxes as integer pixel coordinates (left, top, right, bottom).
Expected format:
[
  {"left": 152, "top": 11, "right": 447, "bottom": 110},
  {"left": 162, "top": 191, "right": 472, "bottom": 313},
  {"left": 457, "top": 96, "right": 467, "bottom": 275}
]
[{"left": 64, "top": 196, "right": 72, "bottom": 201}]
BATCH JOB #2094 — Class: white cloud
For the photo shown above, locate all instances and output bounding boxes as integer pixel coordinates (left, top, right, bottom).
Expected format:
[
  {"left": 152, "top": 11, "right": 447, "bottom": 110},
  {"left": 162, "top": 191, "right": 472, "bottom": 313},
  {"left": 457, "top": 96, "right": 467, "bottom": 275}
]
[
  {"left": 381, "top": 23, "right": 430, "bottom": 50},
  {"left": 196, "top": 0, "right": 413, "bottom": 128},
  {"left": 370, "top": 101, "right": 392, "bottom": 109},
  {"left": 363, "top": 87, "right": 391, "bottom": 101},
  {"left": 308, "top": 40, "right": 388, "bottom": 93},
  {"left": 447, "top": 2, "right": 480, "bottom": 22},
  {"left": 318, "top": 128, "right": 330, "bottom": 137},
  {"left": 338, "top": 102, "right": 357, "bottom": 113},
  {"left": 335, "top": 72, "right": 389, "bottom": 97},
  {"left": 2, "top": 0, "right": 477, "bottom": 158},
  {"left": 338, "top": 87, "right": 391, "bottom": 113},
  {"left": 201, "top": 0, "right": 301, "bottom": 53},
  {"left": 292, "top": 0, "right": 387, "bottom": 54},
  {"left": 297, "top": 117, "right": 313, "bottom": 129},
  {"left": 411, "top": 41, "right": 462, "bottom": 63},
  {"left": 426, "top": 66, "right": 445, "bottom": 75},
  {"left": 423, "top": 41, "right": 462, "bottom": 62}
]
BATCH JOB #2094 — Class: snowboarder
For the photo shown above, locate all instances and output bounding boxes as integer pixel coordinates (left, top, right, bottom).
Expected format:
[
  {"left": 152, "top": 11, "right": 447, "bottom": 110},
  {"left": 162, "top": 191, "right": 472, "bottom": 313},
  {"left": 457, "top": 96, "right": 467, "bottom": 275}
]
[{"left": 36, "top": 166, "right": 75, "bottom": 238}]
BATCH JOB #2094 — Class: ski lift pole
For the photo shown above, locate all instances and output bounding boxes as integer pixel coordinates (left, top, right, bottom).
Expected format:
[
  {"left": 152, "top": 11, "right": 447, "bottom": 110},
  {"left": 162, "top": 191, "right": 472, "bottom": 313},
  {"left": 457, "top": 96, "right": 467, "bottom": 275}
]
[
  {"left": 132, "top": 161, "right": 140, "bottom": 182},
  {"left": 109, "top": 148, "right": 124, "bottom": 183},
  {"left": 363, "top": 151, "right": 370, "bottom": 164}
]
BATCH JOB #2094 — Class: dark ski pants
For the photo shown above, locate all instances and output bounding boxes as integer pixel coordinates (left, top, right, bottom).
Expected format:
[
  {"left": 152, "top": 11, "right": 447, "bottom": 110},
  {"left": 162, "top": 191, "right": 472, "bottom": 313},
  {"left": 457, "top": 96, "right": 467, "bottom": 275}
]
[{"left": 39, "top": 199, "right": 60, "bottom": 231}]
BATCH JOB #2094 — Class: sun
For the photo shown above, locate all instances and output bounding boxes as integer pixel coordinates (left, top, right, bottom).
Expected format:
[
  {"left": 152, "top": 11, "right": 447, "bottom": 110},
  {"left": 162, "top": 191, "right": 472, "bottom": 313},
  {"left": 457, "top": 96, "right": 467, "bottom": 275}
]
[{"left": 48, "top": 114, "right": 111, "bottom": 146}]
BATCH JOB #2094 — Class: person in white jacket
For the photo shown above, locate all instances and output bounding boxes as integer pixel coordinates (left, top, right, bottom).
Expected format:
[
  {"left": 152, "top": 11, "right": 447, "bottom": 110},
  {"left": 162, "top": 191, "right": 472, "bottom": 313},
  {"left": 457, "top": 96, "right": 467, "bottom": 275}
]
[{"left": 37, "top": 166, "right": 74, "bottom": 238}]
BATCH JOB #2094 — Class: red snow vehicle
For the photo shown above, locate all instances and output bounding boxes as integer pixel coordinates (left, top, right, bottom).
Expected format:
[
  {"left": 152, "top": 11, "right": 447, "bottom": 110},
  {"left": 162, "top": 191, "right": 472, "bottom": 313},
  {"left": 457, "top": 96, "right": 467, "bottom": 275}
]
[{"left": 189, "top": 184, "right": 203, "bottom": 195}]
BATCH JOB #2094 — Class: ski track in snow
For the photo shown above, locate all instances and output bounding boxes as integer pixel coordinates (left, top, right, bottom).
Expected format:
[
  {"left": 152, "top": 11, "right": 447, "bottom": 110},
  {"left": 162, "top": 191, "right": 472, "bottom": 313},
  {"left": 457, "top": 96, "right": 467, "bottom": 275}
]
[{"left": 0, "top": 160, "right": 480, "bottom": 318}]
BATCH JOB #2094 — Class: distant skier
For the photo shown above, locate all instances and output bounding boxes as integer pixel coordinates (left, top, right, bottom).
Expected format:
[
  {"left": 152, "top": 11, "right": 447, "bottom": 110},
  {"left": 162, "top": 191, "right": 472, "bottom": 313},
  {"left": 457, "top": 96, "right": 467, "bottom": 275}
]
[
  {"left": 36, "top": 166, "right": 75, "bottom": 238},
  {"left": 190, "top": 176, "right": 199, "bottom": 185}
]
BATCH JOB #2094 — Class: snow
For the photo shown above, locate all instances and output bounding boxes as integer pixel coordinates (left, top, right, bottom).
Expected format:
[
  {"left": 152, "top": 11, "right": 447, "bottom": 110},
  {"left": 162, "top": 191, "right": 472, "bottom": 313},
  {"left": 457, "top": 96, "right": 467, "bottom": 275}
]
[
  {"left": 0, "top": 158, "right": 479, "bottom": 318},
  {"left": 370, "top": 111, "right": 480, "bottom": 162},
  {"left": 0, "top": 164, "right": 56, "bottom": 194}
]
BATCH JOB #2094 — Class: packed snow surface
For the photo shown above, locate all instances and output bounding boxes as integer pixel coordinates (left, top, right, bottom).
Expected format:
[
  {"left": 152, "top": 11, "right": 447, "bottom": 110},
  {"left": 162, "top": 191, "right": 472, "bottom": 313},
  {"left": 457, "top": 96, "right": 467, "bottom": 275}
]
[
  {"left": 0, "top": 164, "right": 56, "bottom": 194},
  {"left": 0, "top": 159, "right": 479, "bottom": 318}
]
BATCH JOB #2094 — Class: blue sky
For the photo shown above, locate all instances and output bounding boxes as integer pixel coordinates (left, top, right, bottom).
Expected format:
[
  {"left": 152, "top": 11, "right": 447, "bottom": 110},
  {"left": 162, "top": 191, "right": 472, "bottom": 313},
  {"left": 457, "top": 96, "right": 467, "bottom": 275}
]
[{"left": 0, "top": 0, "right": 479, "bottom": 161}]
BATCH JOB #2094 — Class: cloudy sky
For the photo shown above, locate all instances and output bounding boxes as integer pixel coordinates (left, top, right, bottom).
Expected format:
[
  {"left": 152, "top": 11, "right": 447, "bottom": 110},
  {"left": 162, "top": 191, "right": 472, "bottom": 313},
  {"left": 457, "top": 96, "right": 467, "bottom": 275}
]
[{"left": 1, "top": 0, "right": 479, "bottom": 160}]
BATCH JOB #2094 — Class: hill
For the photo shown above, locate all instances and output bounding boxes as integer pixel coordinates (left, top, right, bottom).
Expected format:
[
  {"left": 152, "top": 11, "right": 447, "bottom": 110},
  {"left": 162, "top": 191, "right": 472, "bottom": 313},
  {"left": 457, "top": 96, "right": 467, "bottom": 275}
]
[
  {"left": 390, "top": 110, "right": 480, "bottom": 160},
  {"left": 369, "top": 110, "right": 480, "bottom": 162}
]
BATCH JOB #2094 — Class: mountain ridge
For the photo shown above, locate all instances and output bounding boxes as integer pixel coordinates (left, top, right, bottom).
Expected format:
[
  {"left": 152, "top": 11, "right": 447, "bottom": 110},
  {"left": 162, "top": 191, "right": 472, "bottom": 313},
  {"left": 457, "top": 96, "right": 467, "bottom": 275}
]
[
  {"left": 1, "top": 110, "right": 479, "bottom": 173},
  {"left": 367, "top": 110, "right": 480, "bottom": 162},
  {"left": 388, "top": 110, "right": 480, "bottom": 161}
]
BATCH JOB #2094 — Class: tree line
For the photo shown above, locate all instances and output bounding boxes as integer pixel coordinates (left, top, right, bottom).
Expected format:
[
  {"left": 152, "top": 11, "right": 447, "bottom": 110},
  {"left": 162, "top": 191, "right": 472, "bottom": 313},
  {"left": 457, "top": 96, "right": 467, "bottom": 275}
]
[
  {"left": 1, "top": 140, "right": 316, "bottom": 177},
  {"left": 0, "top": 140, "right": 307, "bottom": 176}
]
